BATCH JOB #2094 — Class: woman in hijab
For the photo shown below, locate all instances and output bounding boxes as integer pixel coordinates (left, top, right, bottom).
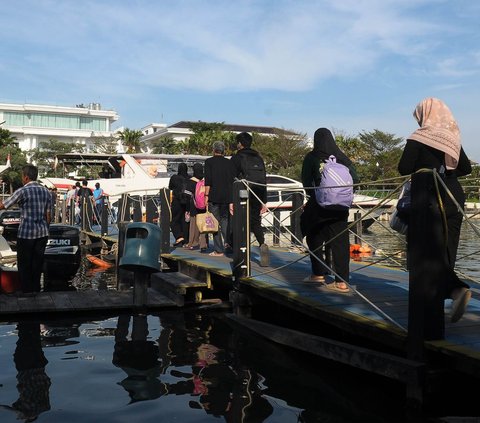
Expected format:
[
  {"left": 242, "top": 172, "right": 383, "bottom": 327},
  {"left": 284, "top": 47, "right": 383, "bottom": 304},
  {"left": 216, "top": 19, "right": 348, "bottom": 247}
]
[
  {"left": 168, "top": 162, "right": 190, "bottom": 247},
  {"left": 185, "top": 162, "right": 208, "bottom": 251},
  {"left": 398, "top": 97, "right": 472, "bottom": 322},
  {"left": 301, "top": 128, "right": 358, "bottom": 292}
]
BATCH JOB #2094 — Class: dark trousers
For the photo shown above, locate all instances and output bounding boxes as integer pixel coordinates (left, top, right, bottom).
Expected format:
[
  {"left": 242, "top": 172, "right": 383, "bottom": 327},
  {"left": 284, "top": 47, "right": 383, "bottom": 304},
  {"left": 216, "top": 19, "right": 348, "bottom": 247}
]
[
  {"left": 306, "top": 218, "right": 349, "bottom": 282},
  {"left": 17, "top": 237, "right": 48, "bottom": 293},
  {"left": 249, "top": 196, "right": 265, "bottom": 245},
  {"left": 209, "top": 202, "right": 230, "bottom": 253}
]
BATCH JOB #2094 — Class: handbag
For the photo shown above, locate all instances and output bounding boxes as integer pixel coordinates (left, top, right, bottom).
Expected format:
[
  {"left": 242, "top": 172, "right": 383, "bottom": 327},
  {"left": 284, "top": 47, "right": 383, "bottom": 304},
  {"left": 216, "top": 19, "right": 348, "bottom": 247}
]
[
  {"left": 390, "top": 180, "right": 410, "bottom": 234},
  {"left": 196, "top": 209, "right": 219, "bottom": 234}
]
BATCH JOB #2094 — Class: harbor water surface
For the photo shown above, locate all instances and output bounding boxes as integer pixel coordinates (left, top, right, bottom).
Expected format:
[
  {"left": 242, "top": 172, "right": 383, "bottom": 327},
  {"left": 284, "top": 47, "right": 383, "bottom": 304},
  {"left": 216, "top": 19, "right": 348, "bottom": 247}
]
[{"left": 1, "top": 222, "right": 479, "bottom": 422}]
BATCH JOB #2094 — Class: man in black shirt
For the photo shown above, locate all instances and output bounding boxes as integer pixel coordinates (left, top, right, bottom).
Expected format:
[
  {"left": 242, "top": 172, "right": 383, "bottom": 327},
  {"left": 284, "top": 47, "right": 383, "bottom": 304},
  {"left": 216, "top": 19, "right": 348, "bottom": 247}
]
[
  {"left": 204, "top": 141, "right": 235, "bottom": 256},
  {"left": 231, "top": 132, "right": 269, "bottom": 266}
]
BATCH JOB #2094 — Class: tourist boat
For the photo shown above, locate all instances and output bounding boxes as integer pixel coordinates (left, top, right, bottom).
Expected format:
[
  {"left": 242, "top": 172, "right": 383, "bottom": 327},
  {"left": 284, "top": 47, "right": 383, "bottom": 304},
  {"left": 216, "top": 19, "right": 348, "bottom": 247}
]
[
  {"left": 40, "top": 153, "right": 210, "bottom": 203},
  {"left": 40, "top": 153, "right": 381, "bottom": 230}
]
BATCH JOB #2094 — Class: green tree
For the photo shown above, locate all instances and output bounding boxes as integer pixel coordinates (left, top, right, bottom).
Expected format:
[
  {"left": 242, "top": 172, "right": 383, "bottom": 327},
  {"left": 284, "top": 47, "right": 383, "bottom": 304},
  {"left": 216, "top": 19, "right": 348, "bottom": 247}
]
[
  {"left": 0, "top": 128, "right": 27, "bottom": 192},
  {"left": 92, "top": 135, "right": 119, "bottom": 154},
  {"left": 117, "top": 128, "right": 144, "bottom": 153},
  {"left": 184, "top": 121, "right": 237, "bottom": 155},
  {"left": 29, "top": 139, "right": 80, "bottom": 177},
  {"left": 151, "top": 135, "right": 185, "bottom": 154},
  {"left": 357, "top": 129, "right": 404, "bottom": 186},
  {"left": 253, "top": 130, "right": 310, "bottom": 180}
]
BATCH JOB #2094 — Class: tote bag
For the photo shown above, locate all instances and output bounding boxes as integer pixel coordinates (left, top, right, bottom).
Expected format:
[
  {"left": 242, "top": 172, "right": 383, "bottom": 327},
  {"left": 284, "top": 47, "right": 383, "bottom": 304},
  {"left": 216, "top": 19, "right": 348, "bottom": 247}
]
[
  {"left": 196, "top": 209, "right": 219, "bottom": 234},
  {"left": 389, "top": 180, "right": 410, "bottom": 235}
]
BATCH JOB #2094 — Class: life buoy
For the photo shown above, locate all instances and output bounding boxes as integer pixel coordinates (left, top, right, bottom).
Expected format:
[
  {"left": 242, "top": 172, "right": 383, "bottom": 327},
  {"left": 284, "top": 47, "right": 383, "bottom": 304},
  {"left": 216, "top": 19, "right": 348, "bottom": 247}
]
[
  {"left": 350, "top": 244, "right": 361, "bottom": 253},
  {"left": 86, "top": 254, "right": 113, "bottom": 268}
]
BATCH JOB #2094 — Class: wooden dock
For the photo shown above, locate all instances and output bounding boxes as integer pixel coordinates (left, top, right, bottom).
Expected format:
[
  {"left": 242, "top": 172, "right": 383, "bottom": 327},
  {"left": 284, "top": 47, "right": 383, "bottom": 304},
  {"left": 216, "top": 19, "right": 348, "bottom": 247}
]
[
  {"left": 160, "top": 245, "right": 480, "bottom": 379},
  {"left": 0, "top": 288, "right": 177, "bottom": 316}
]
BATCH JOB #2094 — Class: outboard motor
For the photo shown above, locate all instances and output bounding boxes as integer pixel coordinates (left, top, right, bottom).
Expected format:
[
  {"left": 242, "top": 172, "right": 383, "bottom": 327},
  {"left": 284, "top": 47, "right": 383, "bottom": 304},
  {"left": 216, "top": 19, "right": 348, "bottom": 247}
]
[
  {"left": 0, "top": 209, "right": 21, "bottom": 243},
  {"left": 44, "top": 224, "right": 81, "bottom": 279}
]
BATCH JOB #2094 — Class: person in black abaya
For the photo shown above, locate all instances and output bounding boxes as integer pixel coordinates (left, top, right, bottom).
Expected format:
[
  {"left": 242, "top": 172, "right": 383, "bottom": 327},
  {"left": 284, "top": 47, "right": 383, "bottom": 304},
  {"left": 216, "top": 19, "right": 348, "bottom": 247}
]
[
  {"left": 169, "top": 162, "right": 190, "bottom": 247},
  {"left": 301, "top": 128, "right": 358, "bottom": 292}
]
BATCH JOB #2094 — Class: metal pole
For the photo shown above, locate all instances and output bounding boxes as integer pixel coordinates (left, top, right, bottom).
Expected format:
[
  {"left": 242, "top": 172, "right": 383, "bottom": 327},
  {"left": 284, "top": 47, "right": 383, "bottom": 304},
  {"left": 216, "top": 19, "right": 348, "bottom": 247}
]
[
  {"left": 232, "top": 180, "right": 250, "bottom": 279},
  {"left": 159, "top": 188, "right": 171, "bottom": 254}
]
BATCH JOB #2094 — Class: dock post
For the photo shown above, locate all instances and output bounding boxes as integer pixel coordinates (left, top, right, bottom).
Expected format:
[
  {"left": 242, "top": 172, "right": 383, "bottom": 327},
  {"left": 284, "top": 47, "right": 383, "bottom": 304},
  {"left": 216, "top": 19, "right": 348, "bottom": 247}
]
[
  {"left": 132, "top": 196, "right": 143, "bottom": 222},
  {"left": 117, "top": 194, "right": 131, "bottom": 223},
  {"left": 273, "top": 209, "right": 281, "bottom": 246},
  {"left": 231, "top": 180, "right": 251, "bottom": 317},
  {"left": 232, "top": 180, "right": 250, "bottom": 280},
  {"left": 145, "top": 196, "right": 156, "bottom": 223},
  {"left": 353, "top": 210, "right": 362, "bottom": 244},
  {"left": 69, "top": 198, "right": 75, "bottom": 225},
  {"left": 159, "top": 188, "right": 171, "bottom": 254},
  {"left": 116, "top": 222, "right": 130, "bottom": 290},
  {"left": 133, "top": 271, "right": 149, "bottom": 308},
  {"left": 60, "top": 198, "right": 67, "bottom": 224},
  {"left": 101, "top": 200, "right": 109, "bottom": 236},
  {"left": 290, "top": 192, "right": 303, "bottom": 246}
]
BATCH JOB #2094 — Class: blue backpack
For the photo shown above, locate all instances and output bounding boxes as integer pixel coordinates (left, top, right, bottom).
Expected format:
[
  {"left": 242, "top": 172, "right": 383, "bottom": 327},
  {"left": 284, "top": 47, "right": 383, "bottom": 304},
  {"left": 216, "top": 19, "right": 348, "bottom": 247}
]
[{"left": 315, "top": 155, "right": 354, "bottom": 210}]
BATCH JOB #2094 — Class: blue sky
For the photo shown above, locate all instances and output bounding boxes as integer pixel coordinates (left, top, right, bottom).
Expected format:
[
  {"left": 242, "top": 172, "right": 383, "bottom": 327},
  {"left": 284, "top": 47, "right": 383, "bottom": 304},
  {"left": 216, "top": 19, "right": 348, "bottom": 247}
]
[{"left": 1, "top": 0, "right": 480, "bottom": 159}]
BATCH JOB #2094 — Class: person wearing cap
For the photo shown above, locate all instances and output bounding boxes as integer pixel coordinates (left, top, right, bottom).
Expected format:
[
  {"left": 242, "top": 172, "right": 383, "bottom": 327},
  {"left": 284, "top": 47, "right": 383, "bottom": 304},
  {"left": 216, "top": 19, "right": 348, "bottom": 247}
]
[
  {"left": 93, "top": 182, "right": 104, "bottom": 223},
  {"left": 204, "top": 141, "right": 235, "bottom": 256}
]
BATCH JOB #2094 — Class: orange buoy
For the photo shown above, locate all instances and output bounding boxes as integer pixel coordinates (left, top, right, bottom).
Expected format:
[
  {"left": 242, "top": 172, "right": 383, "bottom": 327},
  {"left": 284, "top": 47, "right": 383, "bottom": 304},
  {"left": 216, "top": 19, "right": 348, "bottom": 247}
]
[
  {"left": 350, "top": 244, "right": 361, "bottom": 253},
  {"left": 86, "top": 254, "right": 113, "bottom": 268}
]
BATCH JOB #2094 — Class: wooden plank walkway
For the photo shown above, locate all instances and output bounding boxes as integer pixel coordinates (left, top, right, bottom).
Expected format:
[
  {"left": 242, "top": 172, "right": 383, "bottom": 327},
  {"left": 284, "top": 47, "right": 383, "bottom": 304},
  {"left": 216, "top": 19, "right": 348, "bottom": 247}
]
[
  {"left": 162, "top": 244, "right": 480, "bottom": 375},
  {"left": 0, "top": 288, "right": 177, "bottom": 316}
]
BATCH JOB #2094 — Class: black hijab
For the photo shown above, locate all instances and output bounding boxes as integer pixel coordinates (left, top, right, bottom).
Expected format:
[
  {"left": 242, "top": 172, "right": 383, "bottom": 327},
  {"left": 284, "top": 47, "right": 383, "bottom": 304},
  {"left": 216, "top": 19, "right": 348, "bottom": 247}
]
[
  {"left": 177, "top": 162, "right": 188, "bottom": 178},
  {"left": 311, "top": 128, "right": 352, "bottom": 166},
  {"left": 192, "top": 162, "right": 204, "bottom": 179}
]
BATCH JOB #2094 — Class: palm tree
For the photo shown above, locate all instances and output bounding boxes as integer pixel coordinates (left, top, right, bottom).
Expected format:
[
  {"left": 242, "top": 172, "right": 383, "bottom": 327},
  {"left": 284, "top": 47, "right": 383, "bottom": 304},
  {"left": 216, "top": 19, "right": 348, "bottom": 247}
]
[{"left": 117, "top": 128, "right": 144, "bottom": 153}]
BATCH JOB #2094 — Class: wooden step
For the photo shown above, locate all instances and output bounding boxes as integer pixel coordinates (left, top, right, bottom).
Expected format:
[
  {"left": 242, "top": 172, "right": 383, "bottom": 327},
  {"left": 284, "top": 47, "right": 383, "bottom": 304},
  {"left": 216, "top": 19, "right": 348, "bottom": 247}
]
[
  {"left": 0, "top": 289, "right": 177, "bottom": 316},
  {"left": 151, "top": 271, "right": 210, "bottom": 306}
]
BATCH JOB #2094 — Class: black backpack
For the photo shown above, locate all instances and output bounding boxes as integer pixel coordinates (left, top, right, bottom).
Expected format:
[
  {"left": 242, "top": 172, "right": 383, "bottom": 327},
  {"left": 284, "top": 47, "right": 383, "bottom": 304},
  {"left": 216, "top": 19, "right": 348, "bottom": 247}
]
[{"left": 240, "top": 151, "right": 266, "bottom": 185}]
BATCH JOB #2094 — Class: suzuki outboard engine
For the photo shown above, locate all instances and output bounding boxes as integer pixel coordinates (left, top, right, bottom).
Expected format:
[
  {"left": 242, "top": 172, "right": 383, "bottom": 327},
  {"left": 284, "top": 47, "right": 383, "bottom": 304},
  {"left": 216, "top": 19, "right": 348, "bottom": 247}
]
[{"left": 44, "top": 224, "right": 81, "bottom": 279}]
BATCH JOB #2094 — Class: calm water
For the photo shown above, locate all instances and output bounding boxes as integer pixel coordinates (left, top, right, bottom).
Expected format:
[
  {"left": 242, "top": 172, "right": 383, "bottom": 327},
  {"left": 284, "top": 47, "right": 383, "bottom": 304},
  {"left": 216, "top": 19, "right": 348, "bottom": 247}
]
[
  {"left": 2, "top": 223, "right": 480, "bottom": 422},
  {"left": 353, "top": 220, "right": 480, "bottom": 281}
]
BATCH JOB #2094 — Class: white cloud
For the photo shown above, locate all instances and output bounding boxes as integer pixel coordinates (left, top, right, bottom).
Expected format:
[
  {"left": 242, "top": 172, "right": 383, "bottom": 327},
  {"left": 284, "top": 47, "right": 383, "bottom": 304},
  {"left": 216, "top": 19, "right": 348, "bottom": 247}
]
[{"left": 3, "top": 0, "right": 475, "bottom": 94}]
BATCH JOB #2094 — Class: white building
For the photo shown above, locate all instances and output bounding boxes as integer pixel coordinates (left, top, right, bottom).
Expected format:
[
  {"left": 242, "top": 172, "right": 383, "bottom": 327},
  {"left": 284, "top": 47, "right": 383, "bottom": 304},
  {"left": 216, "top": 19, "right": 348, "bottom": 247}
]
[
  {"left": 0, "top": 102, "right": 119, "bottom": 152},
  {"left": 140, "top": 121, "right": 295, "bottom": 151}
]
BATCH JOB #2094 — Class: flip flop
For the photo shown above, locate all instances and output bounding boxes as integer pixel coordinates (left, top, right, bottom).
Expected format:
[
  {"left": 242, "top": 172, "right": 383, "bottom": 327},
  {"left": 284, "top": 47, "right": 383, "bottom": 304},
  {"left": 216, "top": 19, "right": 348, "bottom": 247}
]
[
  {"left": 451, "top": 288, "right": 472, "bottom": 323},
  {"left": 326, "top": 281, "right": 350, "bottom": 293},
  {"left": 208, "top": 251, "right": 224, "bottom": 257}
]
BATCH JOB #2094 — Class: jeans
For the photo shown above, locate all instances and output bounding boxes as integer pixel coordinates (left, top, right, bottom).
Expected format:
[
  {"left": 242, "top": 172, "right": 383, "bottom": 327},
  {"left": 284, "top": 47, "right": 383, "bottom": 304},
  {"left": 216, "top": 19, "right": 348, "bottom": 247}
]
[{"left": 208, "top": 202, "right": 229, "bottom": 253}]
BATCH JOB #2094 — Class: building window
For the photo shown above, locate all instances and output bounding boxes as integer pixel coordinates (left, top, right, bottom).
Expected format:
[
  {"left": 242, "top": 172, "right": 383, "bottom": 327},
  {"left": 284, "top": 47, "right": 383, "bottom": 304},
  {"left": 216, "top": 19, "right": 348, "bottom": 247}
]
[{"left": 3, "top": 111, "right": 106, "bottom": 131}]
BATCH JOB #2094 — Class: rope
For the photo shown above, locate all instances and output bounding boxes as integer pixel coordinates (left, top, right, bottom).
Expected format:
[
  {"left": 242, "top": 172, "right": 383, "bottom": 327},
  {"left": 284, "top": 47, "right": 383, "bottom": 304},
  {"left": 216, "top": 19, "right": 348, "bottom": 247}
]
[{"left": 237, "top": 179, "right": 407, "bottom": 331}]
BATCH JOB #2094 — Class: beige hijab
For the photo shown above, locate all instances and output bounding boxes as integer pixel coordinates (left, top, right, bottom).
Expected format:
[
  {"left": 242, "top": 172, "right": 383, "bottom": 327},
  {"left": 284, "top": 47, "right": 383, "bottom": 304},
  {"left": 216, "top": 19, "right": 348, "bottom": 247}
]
[{"left": 409, "top": 97, "right": 461, "bottom": 170}]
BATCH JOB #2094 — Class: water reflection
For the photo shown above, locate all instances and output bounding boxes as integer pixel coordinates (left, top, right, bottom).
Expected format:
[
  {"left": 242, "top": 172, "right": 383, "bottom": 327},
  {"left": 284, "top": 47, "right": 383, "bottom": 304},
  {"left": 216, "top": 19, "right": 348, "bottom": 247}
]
[
  {"left": 113, "top": 314, "right": 167, "bottom": 402},
  {"left": 0, "top": 313, "right": 406, "bottom": 422},
  {"left": 11, "top": 322, "right": 51, "bottom": 421},
  {"left": 158, "top": 312, "right": 274, "bottom": 421}
]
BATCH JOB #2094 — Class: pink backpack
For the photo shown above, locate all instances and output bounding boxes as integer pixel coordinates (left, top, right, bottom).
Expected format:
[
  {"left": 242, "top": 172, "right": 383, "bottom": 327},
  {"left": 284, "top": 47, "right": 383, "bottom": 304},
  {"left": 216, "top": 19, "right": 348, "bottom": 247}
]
[{"left": 194, "top": 179, "right": 206, "bottom": 209}]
